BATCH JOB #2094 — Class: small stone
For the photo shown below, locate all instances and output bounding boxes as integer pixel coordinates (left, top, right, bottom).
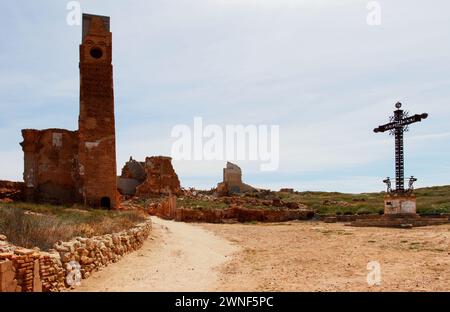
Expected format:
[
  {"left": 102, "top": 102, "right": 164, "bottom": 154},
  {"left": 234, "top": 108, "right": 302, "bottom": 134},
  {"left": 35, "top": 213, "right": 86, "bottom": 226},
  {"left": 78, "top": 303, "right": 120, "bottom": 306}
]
[{"left": 14, "top": 248, "right": 34, "bottom": 256}]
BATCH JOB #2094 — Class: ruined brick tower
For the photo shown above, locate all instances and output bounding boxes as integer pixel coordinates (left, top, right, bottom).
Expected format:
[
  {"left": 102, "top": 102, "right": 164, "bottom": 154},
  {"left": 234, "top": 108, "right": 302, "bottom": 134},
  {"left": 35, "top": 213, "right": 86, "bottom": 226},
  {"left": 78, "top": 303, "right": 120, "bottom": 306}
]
[
  {"left": 20, "top": 14, "right": 118, "bottom": 209},
  {"left": 78, "top": 14, "right": 117, "bottom": 209}
]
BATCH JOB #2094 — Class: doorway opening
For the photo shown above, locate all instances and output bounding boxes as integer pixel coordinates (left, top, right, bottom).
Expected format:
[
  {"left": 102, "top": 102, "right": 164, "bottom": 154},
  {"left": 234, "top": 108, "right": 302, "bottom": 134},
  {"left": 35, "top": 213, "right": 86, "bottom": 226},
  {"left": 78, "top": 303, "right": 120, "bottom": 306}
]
[{"left": 100, "top": 197, "right": 111, "bottom": 209}]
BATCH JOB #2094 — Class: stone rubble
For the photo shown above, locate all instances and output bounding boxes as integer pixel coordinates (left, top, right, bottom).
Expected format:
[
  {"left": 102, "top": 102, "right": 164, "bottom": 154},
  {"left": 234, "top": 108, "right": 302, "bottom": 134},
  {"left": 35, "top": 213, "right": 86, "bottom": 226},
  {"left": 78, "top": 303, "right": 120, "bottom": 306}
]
[
  {"left": 0, "top": 180, "right": 24, "bottom": 203},
  {"left": 147, "top": 196, "right": 314, "bottom": 223},
  {"left": 216, "top": 162, "right": 256, "bottom": 196}
]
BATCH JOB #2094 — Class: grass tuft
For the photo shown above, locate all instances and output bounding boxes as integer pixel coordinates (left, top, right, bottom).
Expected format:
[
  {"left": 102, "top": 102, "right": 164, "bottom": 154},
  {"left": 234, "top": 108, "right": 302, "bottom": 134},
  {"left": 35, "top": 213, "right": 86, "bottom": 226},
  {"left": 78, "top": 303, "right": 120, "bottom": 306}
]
[{"left": 0, "top": 202, "right": 148, "bottom": 251}]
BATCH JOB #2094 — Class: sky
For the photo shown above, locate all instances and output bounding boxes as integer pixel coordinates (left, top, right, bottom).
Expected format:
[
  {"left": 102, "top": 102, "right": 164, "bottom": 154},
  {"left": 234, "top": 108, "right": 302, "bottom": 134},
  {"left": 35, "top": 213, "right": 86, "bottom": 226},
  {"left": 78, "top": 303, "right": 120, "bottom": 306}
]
[{"left": 0, "top": 0, "right": 449, "bottom": 193}]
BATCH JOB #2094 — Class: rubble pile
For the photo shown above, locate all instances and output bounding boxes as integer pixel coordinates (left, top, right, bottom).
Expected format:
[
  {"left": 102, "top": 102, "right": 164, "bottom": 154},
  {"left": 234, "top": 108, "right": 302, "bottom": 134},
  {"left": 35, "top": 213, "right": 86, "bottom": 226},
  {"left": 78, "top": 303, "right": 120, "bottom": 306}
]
[
  {"left": 147, "top": 196, "right": 314, "bottom": 223},
  {"left": 0, "top": 180, "right": 24, "bottom": 203}
]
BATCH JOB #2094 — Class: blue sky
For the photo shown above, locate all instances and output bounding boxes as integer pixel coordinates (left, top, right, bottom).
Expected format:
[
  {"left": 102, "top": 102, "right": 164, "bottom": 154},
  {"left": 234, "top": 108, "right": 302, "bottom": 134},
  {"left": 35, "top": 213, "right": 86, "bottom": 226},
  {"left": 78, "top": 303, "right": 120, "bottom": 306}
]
[{"left": 1, "top": 0, "right": 449, "bottom": 193}]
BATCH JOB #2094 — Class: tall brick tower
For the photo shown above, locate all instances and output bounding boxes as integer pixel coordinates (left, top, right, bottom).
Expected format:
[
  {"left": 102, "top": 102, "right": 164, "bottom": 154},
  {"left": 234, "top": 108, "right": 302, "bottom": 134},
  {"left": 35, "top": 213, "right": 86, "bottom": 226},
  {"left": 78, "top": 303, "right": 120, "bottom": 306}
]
[{"left": 78, "top": 14, "right": 117, "bottom": 209}]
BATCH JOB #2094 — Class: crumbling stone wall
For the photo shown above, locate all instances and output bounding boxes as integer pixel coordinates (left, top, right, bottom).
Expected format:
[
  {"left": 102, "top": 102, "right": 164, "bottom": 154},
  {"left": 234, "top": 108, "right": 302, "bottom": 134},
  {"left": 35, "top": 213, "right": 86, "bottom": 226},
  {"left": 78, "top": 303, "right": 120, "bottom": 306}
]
[
  {"left": 216, "top": 162, "right": 255, "bottom": 195},
  {"left": 147, "top": 197, "right": 314, "bottom": 223},
  {"left": 20, "top": 129, "right": 79, "bottom": 205},
  {"left": 0, "top": 220, "right": 152, "bottom": 292},
  {"left": 117, "top": 157, "right": 146, "bottom": 196},
  {"left": 19, "top": 14, "right": 119, "bottom": 209},
  {"left": 78, "top": 14, "right": 118, "bottom": 209},
  {"left": 135, "top": 156, "right": 182, "bottom": 197},
  {"left": 120, "top": 157, "right": 146, "bottom": 181}
]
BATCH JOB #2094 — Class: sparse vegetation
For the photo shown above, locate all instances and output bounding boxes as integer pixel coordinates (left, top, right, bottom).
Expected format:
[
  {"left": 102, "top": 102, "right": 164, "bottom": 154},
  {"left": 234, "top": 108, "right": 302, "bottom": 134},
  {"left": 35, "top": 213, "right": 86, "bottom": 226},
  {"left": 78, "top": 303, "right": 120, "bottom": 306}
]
[
  {"left": 174, "top": 185, "right": 450, "bottom": 215},
  {"left": 177, "top": 198, "right": 229, "bottom": 210},
  {"left": 0, "top": 202, "right": 148, "bottom": 250},
  {"left": 277, "top": 185, "right": 450, "bottom": 215}
]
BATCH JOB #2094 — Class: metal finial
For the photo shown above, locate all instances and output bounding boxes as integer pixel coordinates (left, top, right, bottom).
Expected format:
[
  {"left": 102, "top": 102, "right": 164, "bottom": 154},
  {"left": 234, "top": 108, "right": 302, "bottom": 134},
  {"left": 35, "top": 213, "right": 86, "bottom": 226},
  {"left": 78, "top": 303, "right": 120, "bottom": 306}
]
[{"left": 395, "top": 102, "right": 402, "bottom": 109}]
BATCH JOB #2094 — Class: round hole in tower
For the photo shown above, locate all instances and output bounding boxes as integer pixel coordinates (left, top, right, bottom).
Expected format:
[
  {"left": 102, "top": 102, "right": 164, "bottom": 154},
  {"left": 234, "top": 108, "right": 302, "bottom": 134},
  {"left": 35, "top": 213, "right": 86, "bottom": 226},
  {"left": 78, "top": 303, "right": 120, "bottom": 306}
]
[{"left": 90, "top": 47, "right": 103, "bottom": 59}]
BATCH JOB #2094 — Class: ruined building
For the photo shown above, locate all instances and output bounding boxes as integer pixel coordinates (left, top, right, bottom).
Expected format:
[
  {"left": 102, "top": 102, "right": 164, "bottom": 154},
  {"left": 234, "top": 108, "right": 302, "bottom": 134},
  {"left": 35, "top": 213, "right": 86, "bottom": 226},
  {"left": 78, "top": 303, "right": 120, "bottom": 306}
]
[
  {"left": 20, "top": 14, "right": 118, "bottom": 209},
  {"left": 216, "top": 162, "right": 256, "bottom": 195},
  {"left": 118, "top": 156, "right": 182, "bottom": 197}
]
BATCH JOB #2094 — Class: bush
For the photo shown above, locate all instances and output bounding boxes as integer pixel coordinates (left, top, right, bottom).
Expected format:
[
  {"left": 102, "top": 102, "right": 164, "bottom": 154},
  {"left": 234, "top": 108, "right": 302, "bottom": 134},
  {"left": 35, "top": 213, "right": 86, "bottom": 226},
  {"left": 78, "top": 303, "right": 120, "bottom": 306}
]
[
  {"left": 356, "top": 208, "right": 371, "bottom": 215},
  {"left": 0, "top": 207, "right": 73, "bottom": 250}
]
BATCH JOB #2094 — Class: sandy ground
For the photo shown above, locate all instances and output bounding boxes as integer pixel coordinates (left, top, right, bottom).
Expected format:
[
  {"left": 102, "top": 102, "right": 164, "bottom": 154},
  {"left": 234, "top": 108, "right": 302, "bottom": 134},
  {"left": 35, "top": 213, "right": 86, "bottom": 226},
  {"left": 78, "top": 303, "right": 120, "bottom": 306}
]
[
  {"left": 74, "top": 217, "right": 237, "bottom": 291},
  {"left": 202, "top": 221, "right": 450, "bottom": 292},
  {"left": 75, "top": 218, "right": 449, "bottom": 292}
]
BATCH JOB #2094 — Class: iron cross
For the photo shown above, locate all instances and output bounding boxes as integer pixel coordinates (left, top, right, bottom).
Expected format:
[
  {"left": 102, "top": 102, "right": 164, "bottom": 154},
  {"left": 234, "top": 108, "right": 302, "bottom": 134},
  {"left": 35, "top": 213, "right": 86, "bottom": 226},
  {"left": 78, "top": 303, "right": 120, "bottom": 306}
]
[{"left": 374, "top": 102, "right": 428, "bottom": 194}]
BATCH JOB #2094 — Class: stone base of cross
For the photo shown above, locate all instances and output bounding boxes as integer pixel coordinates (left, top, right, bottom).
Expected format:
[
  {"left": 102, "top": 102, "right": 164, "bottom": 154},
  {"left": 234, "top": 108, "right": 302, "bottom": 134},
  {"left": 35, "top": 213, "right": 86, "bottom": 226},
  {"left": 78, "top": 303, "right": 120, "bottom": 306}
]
[{"left": 384, "top": 193, "right": 416, "bottom": 215}]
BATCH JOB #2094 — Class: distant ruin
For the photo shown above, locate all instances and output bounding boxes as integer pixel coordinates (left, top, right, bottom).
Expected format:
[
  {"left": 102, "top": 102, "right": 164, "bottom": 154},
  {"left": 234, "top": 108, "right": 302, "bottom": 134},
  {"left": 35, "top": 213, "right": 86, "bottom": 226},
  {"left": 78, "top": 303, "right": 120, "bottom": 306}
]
[
  {"left": 20, "top": 14, "right": 118, "bottom": 209},
  {"left": 118, "top": 156, "right": 182, "bottom": 197},
  {"left": 216, "top": 162, "right": 256, "bottom": 196}
]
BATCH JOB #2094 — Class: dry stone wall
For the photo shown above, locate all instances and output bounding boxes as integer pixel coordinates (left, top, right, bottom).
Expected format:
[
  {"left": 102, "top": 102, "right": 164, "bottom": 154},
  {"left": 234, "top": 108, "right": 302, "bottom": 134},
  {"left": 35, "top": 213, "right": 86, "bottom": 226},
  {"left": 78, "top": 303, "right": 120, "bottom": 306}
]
[{"left": 0, "top": 220, "right": 152, "bottom": 292}]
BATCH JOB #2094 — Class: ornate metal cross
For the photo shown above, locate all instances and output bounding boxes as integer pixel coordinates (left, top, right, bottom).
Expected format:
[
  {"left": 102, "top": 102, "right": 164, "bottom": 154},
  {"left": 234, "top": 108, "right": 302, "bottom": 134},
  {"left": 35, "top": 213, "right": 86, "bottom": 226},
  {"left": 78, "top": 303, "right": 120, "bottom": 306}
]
[{"left": 374, "top": 102, "right": 428, "bottom": 194}]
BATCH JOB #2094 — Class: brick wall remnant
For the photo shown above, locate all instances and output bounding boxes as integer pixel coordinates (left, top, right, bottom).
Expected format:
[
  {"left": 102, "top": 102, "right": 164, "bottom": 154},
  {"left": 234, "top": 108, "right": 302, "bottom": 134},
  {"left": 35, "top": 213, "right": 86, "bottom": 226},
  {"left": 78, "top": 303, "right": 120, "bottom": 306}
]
[
  {"left": 134, "top": 156, "right": 182, "bottom": 197},
  {"left": 216, "top": 162, "right": 256, "bottom": 196},
  {"left": 120, "top": 157, "right": 146, "bottom": 182},
  {"left": 147, "top": 196, "right": 314, "bottom": 223},
  {"left": 78, "top": 14, "right": 118, "bottom": 209},
  {"left": 19, "top": 14, "right": 119, "bottom": 209},
  {"left": 117, "top": 157, "right": 147, "bottom": 196},
  {"left": 20, "top": 129, "right": 79, "bottom": 205}
]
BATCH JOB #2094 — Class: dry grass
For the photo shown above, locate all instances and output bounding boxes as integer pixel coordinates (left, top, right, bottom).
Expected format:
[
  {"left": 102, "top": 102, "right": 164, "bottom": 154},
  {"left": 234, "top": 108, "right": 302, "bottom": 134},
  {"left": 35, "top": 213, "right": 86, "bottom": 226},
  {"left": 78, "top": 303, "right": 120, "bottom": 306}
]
[
  {"left": 276, "top": 185, "right": 450, "bottom": 215},
  {"left": 0, "top": 202, "right": 148, "bottom": 251},
  {"left": 176, "top": 185, "right": 450, "bottom": 215}
]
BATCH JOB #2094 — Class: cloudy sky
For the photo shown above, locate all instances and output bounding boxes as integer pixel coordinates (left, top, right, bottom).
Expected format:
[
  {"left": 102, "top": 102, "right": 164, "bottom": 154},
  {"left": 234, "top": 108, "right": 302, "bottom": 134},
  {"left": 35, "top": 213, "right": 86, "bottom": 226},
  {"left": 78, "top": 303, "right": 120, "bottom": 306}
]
[{"left": 1, "top": 0, "right": 449, "bottom": 193}]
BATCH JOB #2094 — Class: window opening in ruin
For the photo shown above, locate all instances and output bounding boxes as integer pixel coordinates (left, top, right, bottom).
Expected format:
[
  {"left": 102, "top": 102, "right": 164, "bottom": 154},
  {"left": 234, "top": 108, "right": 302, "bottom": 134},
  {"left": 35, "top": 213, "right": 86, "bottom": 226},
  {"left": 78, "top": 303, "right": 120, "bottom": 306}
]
[{"left": 90, "top": 47, "right": 103, "bottom": 59}]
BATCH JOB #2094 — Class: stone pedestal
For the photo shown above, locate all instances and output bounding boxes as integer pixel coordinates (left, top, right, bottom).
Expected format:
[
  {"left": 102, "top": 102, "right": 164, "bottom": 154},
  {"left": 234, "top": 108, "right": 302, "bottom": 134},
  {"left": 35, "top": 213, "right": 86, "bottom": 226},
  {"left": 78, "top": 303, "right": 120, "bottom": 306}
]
[
  {"left": 384, "top": 194, "right": 416, "bottom": 215},
  {"left": 350, "top": 193, "right": 449, "bottom": 228}
]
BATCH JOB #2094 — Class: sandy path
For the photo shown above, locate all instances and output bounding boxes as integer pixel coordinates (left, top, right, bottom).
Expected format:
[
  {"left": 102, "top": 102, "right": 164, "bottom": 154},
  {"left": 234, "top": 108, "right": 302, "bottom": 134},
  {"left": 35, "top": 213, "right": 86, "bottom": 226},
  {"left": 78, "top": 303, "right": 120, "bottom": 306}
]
[
  {"left": 74, "top": 217, "right": 237, "bottom": 292},
  {"left": 201, "top": 221, "right": 450, "bottom": 292}
]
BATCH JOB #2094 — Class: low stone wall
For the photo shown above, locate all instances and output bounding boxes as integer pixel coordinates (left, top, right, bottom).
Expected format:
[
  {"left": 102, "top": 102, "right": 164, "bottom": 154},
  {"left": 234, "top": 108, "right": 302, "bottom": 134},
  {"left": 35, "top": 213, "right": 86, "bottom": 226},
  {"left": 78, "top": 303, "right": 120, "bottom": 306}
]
[
  {"left": 350, "top": 214, "right": 450, "bottom": 228},
  {"left": 232, "top": 207, "right": 314, "bottom": 222},
  {"left": 147, "top": 197, "right": 314, "bottom": 223},
  {"left": 0, "top": 219, "right": 152, "bottom": 292}
]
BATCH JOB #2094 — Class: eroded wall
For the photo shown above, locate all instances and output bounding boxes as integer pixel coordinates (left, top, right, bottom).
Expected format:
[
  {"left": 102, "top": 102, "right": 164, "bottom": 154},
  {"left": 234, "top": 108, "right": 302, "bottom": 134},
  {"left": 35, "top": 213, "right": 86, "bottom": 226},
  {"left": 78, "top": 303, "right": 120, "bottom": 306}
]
[
  {"left": 19, "top": 14, "right": 119, "bottom": 209},
  {"left": 20, "top": 129, "right": 79, "bottom": 205},
  {"left": 78, "top": 14, "right": 118, "bottom": 209},
  {"left": 135, "top": 156, "right": 182, "bottom": 197}
]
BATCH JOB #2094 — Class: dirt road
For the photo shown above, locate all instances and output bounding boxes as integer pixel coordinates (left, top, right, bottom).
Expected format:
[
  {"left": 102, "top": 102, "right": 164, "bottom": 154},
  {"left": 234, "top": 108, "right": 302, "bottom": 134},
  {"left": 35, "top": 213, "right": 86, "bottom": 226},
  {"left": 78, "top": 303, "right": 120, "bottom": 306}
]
[
  {"left": 74, "top": 217, "right": 237, "bottom": 291},
  {"left": 75, "top": 218, "right": 449, "bottom": 292}
]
